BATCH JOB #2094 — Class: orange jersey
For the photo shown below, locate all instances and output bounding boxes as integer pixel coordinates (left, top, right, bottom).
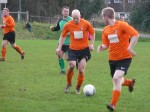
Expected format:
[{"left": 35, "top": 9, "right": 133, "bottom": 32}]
[
  {"left": 61, "top": 18, "right": 95, "bottom": 50},
  {"left": 2, "top": 15, "right": 15, "bottom": 34},
  {"left": 102, "top": 21, "right": 139, "bottom": 60}
]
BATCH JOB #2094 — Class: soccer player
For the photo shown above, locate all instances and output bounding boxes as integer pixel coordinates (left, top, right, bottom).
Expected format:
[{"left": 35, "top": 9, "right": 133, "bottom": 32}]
[
  {"left": 50, "top": 6, "right": 72, "bottom": 74},
  {"left": 97, "top": 7, "right": 139, "bottom": 111},
  {"left": 0, "top": 8, "right": 24, "bottom": 61},
  {"left": 56, "top": 9, "right": 95, "bottom": 94}
]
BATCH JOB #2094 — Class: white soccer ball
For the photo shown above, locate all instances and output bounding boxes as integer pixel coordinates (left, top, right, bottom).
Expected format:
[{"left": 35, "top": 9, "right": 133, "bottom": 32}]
[{"left": 83, "top": 84, "right": 96, "bottom": 96}]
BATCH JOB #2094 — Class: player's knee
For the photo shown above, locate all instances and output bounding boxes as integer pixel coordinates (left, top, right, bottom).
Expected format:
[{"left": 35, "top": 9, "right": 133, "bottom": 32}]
[
  {"left": 78, "top": 67, "right": 84, "bottom": 73},
  {"left": 113, "top": 77, "right": 120, "bottom": 84},
  {"left": 2, "top": 44, "right": 6, "bottom": 48},
  {"left": 69, "top": 63, "right": 75, "bottom": 69},
  {"left": 78, "top": 70, "right": 84, "bottom": 74},
  {"left": 113, "top": 77, "right": 122, "bottom": 88},
  {"left": 11, "top": 45, "right": 15, "bottom": 48}
]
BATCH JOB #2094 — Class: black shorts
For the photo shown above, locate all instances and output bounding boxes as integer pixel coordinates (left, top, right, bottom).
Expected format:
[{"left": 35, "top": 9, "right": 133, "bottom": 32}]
[
  {"left": 3, "top": 31, "right": 15, "bottom": 44},
  {"left": 68, "top": 47, "right": 91, "bottom": 62},
  {"left": 109, "top": 58, "right": 132, "bottom": 78},
  {"left": 62, "top": 45, "right": 69, "bottom": 53}
]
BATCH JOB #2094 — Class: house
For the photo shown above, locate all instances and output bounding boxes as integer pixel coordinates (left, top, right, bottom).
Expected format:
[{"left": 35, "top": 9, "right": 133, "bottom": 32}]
[{"left": 104, "top": 0, "right": 135, "bottom": 20}]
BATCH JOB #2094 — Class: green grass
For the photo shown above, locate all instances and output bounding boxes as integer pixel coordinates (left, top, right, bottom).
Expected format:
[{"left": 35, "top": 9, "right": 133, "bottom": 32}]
[{"left": 0, "top": 40, "right": 150, "bottom": 112}]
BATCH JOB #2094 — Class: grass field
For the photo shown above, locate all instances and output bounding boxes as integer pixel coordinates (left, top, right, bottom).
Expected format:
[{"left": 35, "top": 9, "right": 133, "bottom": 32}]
[{"left": 0, "top": 40, "right": 150, "bottom": 112}]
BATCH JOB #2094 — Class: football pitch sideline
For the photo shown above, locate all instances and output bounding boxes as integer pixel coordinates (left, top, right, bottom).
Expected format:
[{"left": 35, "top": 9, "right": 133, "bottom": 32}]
[{"left": 0, "top": 40, "right": 149, "bottom": 112}]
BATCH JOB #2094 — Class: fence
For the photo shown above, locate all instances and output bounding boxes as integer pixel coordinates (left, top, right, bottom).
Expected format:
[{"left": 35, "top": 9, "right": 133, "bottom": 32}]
[
  {"left": 9, "top": 11, "right": 65, "bottom": 25},
  {"left": 9, "top": 11, "right": 102, "bottom": 27},
  {"left": 9, "top": 11, "right": 29, "bottom": 22},
  {"left": 29, "top": 15, "right": 103, "bottom": 27},
  {"left": 30, "top": 15, "right": 61, "bottom": 24}
]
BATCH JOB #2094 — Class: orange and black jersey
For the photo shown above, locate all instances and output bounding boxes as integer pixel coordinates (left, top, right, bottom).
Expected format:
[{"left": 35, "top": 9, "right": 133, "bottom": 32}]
[
  {"left": 102, "top": 21, "right": 139, "bottom": 60},
  {"left": 2, "top": 15, "right": 15, "bottom": 34}
]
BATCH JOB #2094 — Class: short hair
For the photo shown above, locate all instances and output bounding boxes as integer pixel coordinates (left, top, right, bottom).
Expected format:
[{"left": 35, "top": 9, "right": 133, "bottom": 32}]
[
  {"left": 101, "top": 7, "right": 115, "bottom": 19},
  {"left": 3, "top": 8, "right": 9, "bottom": 12},
  {"left": 62, "top": 6, "right": 69, "bottom": 10},
  {"left": 72, "top": 9, "right": 80, "bottom": 17}
]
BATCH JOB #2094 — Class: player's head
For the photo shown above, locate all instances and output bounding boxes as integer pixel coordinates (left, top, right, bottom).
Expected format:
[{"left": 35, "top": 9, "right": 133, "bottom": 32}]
[
  {"left": 72, "top": 9, "right": 80, "bottom": 24},
  {"left": 101, "top": 7, "right": 115, "bottom": 25},
  {"left": 3, "top": 8, "right": 10, "bottom": 17},
  {"left": 120, "top": 15, "right": 125, "bottom": 21},
  {"left": 62, "top": 6, "right": 69, "bottom": 18}
]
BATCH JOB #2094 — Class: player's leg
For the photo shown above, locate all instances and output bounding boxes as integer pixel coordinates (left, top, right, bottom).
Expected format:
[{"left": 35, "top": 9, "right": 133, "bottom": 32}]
[
  {"left": 64, "top": 51, "right": 68, "bottom": 61},
  {"left": 10, "top": 31, "right": 24, "bottom": 60},
  {"left": 58, "top": 45, "right": 69, "bottom": 74},
  {"left": 76, "top": 58, "right": 86, "bottom": 94},
  {"left": 64, "top": 49, "right": 76, "bottom": 93},
  {"left": 57, "top": 50, "right": 66, "bottom": 74},
  {"left": 107, "top": 58, "right": 133, "bottom": 111},
  {"left": 120, "top": 58, "right": 135, "bottom": 92},
  {"left": 75, "top": 47, "right": 91, "bottom": 94},
  {"left": 64, "top": 61, "right": 76, "bottom": 93},
  {"left": 0, "top": 40, "right": 8, "bottom": 61},
  {"left": 11, "top": 43, "right": 24, "bottom": 60},
  {"left": 107, "top": 70, "right": 124, "bottom": 111},
  {"left": 121, "top": 77, "right": 136, "bottom": 92}
]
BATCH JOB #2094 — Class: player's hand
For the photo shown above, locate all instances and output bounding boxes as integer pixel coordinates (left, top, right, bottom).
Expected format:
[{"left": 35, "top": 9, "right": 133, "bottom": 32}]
[
  {"left": 56, "top": 48, "right": 61, "bottom": 55},
  {"left": 0, "top": 25, "right": 2, "bottom": 29},
  {"left": 128, "top": 47, "right": 136, "bottom": 57},
  {"left": 97, "top": 45, "right": 103, "bottom": 53},
  {"left": 3, "top": 22, "right": 6, "bottom": 27},
  {"left": 89, "top": 45, "right": 94, "bottom": 51},
  {"left": 50, "top": 26, "right": 54, "bottom": 31}
]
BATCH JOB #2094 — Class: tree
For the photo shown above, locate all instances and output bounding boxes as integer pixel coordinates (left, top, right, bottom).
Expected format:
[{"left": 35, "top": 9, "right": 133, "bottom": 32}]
[
  {"left": 77, "top": 0, "right": 104, "bottom": 19},
  {"left": 130, "top": 0, "right": 150, "bottom": 32},
  {"left": 4, "top": 0, "right": 104, "bottom": 20}
]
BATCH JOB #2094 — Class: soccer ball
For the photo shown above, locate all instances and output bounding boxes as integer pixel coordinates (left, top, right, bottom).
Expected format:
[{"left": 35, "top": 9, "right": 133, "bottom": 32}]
[{"left": 83, "top": 84, "right": 96, "bottom": 96}]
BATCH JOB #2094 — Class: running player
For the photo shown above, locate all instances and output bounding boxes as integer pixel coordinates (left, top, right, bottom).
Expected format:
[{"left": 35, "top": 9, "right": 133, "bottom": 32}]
[
  {"left": 50, "top": 6, "right": 72, "bottom": 74},
  {"left": 56, "top": 9, "right": 95, "bottom": 94},
  {"left": 97, "top": 7, "right": 139, "bottom": 111},
  {"left": 0, "top": 8, "right": 24, "bottom": 61}
]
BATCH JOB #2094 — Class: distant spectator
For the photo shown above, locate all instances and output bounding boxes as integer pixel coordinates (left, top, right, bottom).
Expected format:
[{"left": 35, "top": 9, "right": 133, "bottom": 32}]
[
  {"left": 24, "top": 22, "right": 32, "bottom": 32},
  {"left": 120, "top": 15, "right": 125, "bottom": 21}
]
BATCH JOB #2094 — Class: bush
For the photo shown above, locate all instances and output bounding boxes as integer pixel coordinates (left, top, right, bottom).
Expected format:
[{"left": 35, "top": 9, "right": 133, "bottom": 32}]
[{"left": 130, "top": 0, "right": 150, "bottom": 32}]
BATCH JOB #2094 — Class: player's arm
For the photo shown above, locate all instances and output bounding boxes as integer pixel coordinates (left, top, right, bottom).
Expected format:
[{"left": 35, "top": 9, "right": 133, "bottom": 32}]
[
  {"left": 0, "top": 24, "right": 3, "bottom": 29},
  {"left": 89, "top": 33, "right": 95, "bottom": 51},
  {"left": 97, "top": 32, "right": 109, "bottom": 53},
  {"left": 128, "top": 35, "right": 139, "bottom": 56},
  {"left": 56, "top": 24, "right": 68, "bottom": 54},
  {"left": 97, "top": 44, "right": 108, "bottom": 53},
  {"left": 90, "top": 33, "right": 95, "bottom": 46},
  {"left": 56, "top": 36, "right": 65, "bottom": 55},
  {"left": 50, "top": 19, "right": 61, "bottom": 31},
  {"left": 122, "top": 22, "right": 139, "bottom": 56},
  {"left": 5, "top": 18, "right": 15, "bottom": 27},
  {"left": 58, "top": 36, "right": 65, "bottom": 48},
  {"left": 0, "top": 22, "right": 6, "bottom": 29},
  {"left": 88, "top": 22, "right": 95, "bottom": 51}
]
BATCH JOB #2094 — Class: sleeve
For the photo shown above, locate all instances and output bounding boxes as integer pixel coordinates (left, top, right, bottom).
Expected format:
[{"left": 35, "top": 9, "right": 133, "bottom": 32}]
[
  {"left": 6, "top": 17, "right": 15, "bottom": 27},
  {"left": 87, "top": 21, "right": 95, "bottom": 35},
  {"left": 121, "top": 22, "right": 139, "bottom": 37},
  {"left": 52, "top": 19, "right": 62, "bottom": 31},
  {"left": 102, "top": 30, "right": 109, "bottom": 47}
]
